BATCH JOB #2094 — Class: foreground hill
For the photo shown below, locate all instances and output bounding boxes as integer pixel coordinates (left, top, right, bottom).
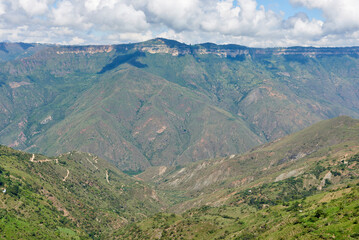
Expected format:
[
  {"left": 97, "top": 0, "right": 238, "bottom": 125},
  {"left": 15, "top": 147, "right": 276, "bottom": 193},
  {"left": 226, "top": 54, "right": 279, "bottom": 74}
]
[
  {"left": 1, "top": 39, "right": 359, "bottom": 171},
  {"left": 118, "top": 116, "right": 359, "bottom": 239},
  {"left": 0, "top": 117, "right": 358, "bottom": 239},
  {"left": 117, "top": 185, "right": 359, "bottom": 239},
  {"left": 0, "top": 146, "right": 163, "bottom": 239},
  {"left": 139, "top": 116, "right": 359, "bottom": 210}
]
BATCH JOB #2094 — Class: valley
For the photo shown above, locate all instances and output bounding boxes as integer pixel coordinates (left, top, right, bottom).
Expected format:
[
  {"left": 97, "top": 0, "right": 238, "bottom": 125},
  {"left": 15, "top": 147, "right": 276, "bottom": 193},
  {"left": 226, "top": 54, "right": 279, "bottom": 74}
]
[
  {"left": 1, "top": 39, "right": 359, "bottom": 171},
  {"left": 0, "top": 116, "right": 359, "bottom": 239},
  {"left": 1, "top": 39, "right": 359, "bottom": 239}
]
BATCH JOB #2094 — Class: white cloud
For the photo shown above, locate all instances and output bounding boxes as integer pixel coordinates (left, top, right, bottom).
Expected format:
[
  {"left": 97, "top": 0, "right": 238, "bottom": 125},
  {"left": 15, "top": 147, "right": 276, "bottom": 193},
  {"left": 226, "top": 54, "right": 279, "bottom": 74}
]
[
  {"left": 0, "top": 0, "right": 6, "bottom": 15},
  {"left": 67, "top": 36, "right": 85, "bottom": 45},
  {"left": 284, "top": 13, "right": 324, "bottom": 39},
  {"left": 93, "top": 2, "right": 149, "bottom": 32},
  {"left": 146, "top": 0, "right": 200, "bottom": 31},
  {"left": 108, "top": 30, "right": 153, "bottom": 42},
  {"left": 199, "top": 0, "right": 281, "bottom": 36},
  {"left": 0, "top": 0, "right": 358, "bottom": 47},
  {"left": 18, "top": 0, "right": 49, "bottom": 16},
  {"left": 50, "top": 0, "right": 93, "bottom": 30},
  {"left": 291, "top": 0, "right": 359, "bottom": 33}
]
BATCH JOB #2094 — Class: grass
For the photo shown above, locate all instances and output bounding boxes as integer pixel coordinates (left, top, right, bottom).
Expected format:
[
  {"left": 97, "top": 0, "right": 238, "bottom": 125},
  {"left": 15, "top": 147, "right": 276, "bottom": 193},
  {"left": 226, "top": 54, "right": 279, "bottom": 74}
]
[
  {"left": 0, "top": 146, "right": 163, "bottom": 239},
  {"left": 116, "top": 184, "right": 359, "bottom": 239}
]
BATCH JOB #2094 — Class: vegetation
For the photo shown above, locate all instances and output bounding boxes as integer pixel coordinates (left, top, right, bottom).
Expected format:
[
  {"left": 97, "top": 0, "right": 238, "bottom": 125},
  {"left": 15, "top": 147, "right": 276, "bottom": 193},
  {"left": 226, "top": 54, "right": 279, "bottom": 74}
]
[
  {"left": 116, "top": 185, "right": 359, "bottom": 239},
  {"left": 1, "top": 39, "right": 359, "bottom": 239},
  {"left": 137, "top": 117, "right": 359, "bottom": 211},
  {"left": 1, "top": 39, "right": 359, "bottom": 171},
  {"left": 0, "top": 146, "right": 163, "bottom": 239}
]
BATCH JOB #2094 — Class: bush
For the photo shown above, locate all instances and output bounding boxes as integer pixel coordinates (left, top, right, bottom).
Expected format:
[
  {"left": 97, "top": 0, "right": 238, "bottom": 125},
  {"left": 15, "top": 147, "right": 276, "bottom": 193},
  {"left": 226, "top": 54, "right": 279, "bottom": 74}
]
[
  {"left": 314, "top": 209, "right": 327, "bottom": 218},
  {"left": 7, "top": 184, "right": 20, "bottom": 197}
]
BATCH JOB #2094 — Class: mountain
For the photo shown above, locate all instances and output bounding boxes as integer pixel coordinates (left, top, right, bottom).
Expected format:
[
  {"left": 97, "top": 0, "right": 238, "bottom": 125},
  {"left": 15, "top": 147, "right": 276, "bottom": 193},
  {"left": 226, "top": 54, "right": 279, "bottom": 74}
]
[
  {"left": 1, "top": 117, "right": 358, "bottom": 239},
  {"left": 1, "top": 39, "right": 359, "bottom": 171},
  {"left": 0, "top": 42, "right": 48, "bottom": 62},
  {"left": 0, "top": 146, "right": 163, "bottom": 239},
  {"left": 117, "top": 116, "right": 359, "bottom": 239},
  {"left": 139, "top": 116, "right": 359, "bottom": 211}
]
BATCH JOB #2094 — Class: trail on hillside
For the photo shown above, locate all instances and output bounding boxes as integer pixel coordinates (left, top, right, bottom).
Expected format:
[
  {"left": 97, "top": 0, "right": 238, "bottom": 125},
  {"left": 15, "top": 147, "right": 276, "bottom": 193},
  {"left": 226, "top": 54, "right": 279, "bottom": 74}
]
[
  {"left": 30, "top": 154, "right": 58, "bottom": 163},
  {"left": 63, "top": 169, "right": 70, "bottom": 182},
  {"left": 106, "top": 170, "right": 110, "bottom": 184},
  {"left": 86, "top": 157, "right": 99, "bottom": 170}
]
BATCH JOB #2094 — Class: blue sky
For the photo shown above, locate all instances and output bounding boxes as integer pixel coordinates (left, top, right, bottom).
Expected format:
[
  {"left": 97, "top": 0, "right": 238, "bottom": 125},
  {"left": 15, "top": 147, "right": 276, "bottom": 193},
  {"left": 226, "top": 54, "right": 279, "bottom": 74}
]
[
  {"left": 0, "top": 0, "right": 358, "bottom": 47},
  {"left": 257, "top": 0, "right": 323, "bottom": 20}
]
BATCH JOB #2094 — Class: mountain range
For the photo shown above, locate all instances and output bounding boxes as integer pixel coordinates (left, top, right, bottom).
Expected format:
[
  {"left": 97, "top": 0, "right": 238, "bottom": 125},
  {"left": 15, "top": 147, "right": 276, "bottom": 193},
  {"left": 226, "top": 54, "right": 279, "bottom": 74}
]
[{"left": 1, "top": 38, "right": 359, "bottom": 172}]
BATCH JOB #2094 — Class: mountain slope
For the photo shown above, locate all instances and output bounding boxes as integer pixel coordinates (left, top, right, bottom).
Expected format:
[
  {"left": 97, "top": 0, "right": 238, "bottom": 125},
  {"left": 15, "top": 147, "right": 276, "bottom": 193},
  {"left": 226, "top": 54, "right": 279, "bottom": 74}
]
[
  {"left": 0, "top": 42, "right": 48, "bottom": 62},
  {"left": 26, "top": 66, "right": 263, "bottom": 171},
  {"left": 116, "top": 116, "right": 359, "bottom": 239},
  {"left": 139, "top": 116, "right": 359, "bottom": 211},
  {"left": 1, "top": 116, "right": 359, "bottom": 239},
  {"left": 1, "top": 39, "right": 359, "bottom": 171},
  {"left": 0, "top": 146, "right": 163, "bottom": 239},
  {"left": 116, "top": 185, "right": 359, "bottom": 240}
]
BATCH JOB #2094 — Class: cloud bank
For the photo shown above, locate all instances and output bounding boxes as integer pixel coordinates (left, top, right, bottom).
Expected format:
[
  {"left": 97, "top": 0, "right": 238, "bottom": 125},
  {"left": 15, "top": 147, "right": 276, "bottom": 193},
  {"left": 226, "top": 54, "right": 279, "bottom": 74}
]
[{"left": 0, "top": 0, "right": 358, "bottom": 47}]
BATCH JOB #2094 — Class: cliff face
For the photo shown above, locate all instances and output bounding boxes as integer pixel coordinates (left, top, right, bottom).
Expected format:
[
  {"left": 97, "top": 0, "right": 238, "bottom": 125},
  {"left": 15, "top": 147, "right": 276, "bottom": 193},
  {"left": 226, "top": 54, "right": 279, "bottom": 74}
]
[
  {"left": 55, "top": 45, "right": 114, "bottom": 55},
  {"left": 4, "top": 38, "right": 357, "bottom": 59},
  {"left": 129, "top": 38, "right": 359, "bottom": 57}
]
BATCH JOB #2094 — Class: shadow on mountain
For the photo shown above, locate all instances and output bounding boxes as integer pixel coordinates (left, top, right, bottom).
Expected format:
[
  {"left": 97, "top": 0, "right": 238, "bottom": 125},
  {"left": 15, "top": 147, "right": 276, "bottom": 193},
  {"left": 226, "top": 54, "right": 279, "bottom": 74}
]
[
  {"left": 284, "top": 54, "right": 309, "bottom": 64},
  {"left": 227, "top": 54, "right": 246, "bottom": 61},
  {"left": 0, "top": 43, "right": 9, "bottom": 53},
  {"left": 98, "top": 51, "right": 147, "bottom": 74}
]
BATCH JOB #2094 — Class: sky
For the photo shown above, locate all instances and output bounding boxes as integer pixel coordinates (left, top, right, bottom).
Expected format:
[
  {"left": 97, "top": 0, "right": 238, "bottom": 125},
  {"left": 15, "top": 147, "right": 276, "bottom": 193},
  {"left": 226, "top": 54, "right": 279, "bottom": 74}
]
[{"left": 0, "top": 0, "right": 359, "bottom": 47}]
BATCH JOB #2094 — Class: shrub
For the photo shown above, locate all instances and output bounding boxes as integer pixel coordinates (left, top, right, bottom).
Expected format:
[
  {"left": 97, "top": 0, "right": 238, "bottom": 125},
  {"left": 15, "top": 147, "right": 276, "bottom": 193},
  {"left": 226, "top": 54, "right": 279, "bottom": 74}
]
[
  {"left": 7, "top": 184, "right": 20, "bottom": 197},
  {"left": 314, "top": 209, "right": 327, "bottom": 218}
]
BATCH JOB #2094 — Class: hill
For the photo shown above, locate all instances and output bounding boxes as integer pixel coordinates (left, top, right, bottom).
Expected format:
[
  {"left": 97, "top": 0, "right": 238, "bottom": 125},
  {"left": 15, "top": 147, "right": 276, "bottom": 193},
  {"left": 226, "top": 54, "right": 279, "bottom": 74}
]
[
  {"left": 0, "top": 146, "right": 163, "bottom": 239},
  {"left": 1, "top": 39, "right": 359, "bottom": 171},
  {"left": 1, "top": 117, "right": 358, "bottom": 239},
  {"left": 116, "top": 116, "right": 359, "bottom": 239},
  {"left": 139, "top": 116, "right": 359, "bottom": 211},
  {"left": 116, "top": 185, "right": 359, "bottom": 239}
]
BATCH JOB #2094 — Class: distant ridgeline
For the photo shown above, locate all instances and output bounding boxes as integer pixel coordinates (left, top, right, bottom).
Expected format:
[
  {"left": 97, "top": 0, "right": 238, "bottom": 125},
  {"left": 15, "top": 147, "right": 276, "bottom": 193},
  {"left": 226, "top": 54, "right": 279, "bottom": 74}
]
[
  {"left": 1, "top": 38, "right": 359, "bottom": 171},
  {"left": 14, "top": 38, "right": 359, "bottom": 58}
]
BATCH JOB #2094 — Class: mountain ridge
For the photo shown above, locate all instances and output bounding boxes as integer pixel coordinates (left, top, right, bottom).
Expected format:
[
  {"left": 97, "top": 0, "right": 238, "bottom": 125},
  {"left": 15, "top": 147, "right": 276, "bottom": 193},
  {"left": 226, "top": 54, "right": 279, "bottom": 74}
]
[
  {"left": 1, "top": 38, "right": 359, "bottom": 171},
  {"left": 2, "top": 38, "right": 359, "bottom": 61}
]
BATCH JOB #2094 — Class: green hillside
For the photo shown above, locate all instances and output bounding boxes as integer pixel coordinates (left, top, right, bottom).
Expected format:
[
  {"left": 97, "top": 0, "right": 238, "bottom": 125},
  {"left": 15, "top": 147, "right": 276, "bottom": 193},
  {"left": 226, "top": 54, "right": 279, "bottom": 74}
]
[
  {"left": 1, "top": 117, "right": 359, "bottom": 239},
  {"left": 116, "top": 117, "right": 359, "bottom": 239},
  {"left": 1, "top": 39, "right": 359, "bottom": 171},
  {"left": 116, "top": 185, "right": 359, "bottom": 239},
  {"left": 0, "top": 146, "right": 163, "bottom": 239},
  {"left": 139, "top": 116, "right": 359, "bottom": 211}
]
